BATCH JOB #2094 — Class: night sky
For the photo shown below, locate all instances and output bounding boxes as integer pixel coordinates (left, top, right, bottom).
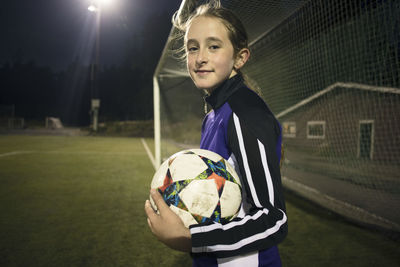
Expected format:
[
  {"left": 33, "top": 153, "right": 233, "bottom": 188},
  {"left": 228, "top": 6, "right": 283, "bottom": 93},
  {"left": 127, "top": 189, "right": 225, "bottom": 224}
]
[{"left": 0, "top": 0, "right": 182, "bottom": 71}]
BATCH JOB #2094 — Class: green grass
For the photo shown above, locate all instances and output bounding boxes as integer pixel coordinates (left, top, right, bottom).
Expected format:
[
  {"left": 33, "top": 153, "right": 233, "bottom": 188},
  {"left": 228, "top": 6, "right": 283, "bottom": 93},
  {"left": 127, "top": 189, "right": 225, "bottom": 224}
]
[
  {"left": 0, "top": 135, "right": 398, "bottom": 267},
  {"left": 280, "top": 192, "right": 399, "bottom": 266}
]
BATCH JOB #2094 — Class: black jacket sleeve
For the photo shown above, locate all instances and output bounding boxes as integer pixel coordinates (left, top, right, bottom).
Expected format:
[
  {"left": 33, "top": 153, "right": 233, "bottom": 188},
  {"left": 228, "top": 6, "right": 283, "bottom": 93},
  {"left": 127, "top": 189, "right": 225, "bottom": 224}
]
[{"left": 189, "top": 88, "right": 288, "bottom": 258}]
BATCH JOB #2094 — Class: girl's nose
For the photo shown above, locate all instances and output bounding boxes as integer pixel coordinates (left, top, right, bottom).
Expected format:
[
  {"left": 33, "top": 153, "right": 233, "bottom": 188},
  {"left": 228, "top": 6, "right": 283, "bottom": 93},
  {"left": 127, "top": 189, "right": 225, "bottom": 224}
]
[{"left": 196, "top": 48, "right": 208, "bottom": 65}]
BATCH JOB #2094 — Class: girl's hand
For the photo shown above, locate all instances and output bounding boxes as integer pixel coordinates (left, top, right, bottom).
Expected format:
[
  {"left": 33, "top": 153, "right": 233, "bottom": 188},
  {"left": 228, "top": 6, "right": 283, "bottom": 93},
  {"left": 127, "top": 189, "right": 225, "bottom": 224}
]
[{"left": 144, "top": 189, "right": 191, "bottom": 252}]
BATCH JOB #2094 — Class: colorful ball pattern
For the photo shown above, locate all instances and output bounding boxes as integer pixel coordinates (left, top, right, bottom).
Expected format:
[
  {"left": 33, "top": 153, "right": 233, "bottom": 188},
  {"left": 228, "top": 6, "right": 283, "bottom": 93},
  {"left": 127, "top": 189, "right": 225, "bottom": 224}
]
[{"left": 150, "top": 149, "right": 242, "bottom": 227}]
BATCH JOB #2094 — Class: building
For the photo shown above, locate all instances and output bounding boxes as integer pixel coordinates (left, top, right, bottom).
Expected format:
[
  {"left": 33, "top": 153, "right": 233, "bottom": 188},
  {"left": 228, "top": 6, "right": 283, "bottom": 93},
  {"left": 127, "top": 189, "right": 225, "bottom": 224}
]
[{"left": 278, "top": 82, "right": 400, "bottom": 163}]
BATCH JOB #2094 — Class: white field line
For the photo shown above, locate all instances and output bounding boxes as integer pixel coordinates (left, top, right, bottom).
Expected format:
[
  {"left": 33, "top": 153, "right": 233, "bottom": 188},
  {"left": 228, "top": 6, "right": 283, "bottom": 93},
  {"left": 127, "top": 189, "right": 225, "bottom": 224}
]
[
  {"left": 0, "top": 151, "right": 34, "bottom": 157},
  {"left": 40, "top": 151, "right": 145, "bottom": 155},
  {"left": 141, "top": 138, "right": 156, "bottom": 170},
  {"left": 0, "top": 150, "right": 145, "bottom": 157},
  {"left": 282, "top": 176, "right": 400, "bottom": 230}
]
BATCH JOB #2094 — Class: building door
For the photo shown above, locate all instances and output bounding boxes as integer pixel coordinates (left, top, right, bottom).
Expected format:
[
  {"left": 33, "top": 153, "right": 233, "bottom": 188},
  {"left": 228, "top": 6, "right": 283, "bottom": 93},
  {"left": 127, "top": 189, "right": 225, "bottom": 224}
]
[{"left": 358, "top": 120, "right": 374, "bottom": 159}]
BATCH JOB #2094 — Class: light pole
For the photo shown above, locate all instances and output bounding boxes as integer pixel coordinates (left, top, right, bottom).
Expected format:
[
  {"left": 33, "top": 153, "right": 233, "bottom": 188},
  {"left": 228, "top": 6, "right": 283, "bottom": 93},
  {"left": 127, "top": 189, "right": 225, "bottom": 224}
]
[
  {"left": 88, "top": 0, "right": 115, "bottom": 131},
  {"left": 88, "top": 1, "right": 102, "bottom": 132}
]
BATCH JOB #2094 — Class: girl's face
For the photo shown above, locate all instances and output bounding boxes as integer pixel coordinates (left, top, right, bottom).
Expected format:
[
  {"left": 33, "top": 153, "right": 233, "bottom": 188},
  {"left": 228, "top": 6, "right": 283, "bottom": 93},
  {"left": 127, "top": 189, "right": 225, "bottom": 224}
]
[{"left": 185, "top": 16, "right": 237, "bottom": 93}]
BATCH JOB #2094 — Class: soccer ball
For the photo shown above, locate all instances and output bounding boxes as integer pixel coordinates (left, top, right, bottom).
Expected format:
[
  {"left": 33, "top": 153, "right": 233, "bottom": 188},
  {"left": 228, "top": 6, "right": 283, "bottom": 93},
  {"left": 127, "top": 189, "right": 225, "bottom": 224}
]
[{"left": 150, "top": 149, "right": 242, "bottom": 228}]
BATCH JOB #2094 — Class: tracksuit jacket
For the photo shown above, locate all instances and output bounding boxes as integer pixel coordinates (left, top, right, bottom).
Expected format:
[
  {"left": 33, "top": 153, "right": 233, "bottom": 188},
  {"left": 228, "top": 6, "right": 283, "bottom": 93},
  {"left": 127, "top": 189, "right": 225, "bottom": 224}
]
[{"left": 190, "top": 74, "right": 288, "bottom": 266}]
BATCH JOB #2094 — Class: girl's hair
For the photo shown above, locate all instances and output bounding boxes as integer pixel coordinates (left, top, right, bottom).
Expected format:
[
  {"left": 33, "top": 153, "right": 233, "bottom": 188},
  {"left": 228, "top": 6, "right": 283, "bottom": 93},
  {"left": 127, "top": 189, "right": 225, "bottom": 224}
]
[
  {"left": 172, "top": 1, "right": 262, "bottom": 95},
  {"left": 173, "top": 2, "right": 248, "bottom": 57}
]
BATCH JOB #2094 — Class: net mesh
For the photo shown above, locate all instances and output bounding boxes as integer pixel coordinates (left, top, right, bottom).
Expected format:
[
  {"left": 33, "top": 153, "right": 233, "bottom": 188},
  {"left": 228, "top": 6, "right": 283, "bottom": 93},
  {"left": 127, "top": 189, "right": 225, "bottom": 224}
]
[{"left": 155, "top": 0, "right": 400, "bottom": 231}]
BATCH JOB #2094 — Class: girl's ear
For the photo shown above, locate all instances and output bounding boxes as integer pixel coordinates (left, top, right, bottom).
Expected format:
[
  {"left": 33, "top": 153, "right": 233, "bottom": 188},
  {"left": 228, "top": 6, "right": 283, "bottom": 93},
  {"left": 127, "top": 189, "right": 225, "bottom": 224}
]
[{"left": 234, "top": 48, "right": 250, "bottom": 70}]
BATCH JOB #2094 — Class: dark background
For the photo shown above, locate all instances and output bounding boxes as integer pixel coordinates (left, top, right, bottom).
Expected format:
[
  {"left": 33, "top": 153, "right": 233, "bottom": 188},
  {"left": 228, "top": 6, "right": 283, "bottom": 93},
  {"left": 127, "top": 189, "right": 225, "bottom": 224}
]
[{"left": 0, "top": 0, "right": 182, "bottom": 126}]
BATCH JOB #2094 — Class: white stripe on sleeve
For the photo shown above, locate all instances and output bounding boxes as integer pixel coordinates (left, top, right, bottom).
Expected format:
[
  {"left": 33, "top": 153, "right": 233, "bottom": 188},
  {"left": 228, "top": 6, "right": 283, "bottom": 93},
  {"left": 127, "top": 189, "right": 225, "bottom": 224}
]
[
  {"left": 190, "top": 209, "right": 269, "bottom": 234},
  {"left": 257, "top": 140, "right": 275, "bottom": 206},
  {"left": 233, "top": 113, "right": 262, "bottom": 208},
  {"left": 192, "top": 210, "right": 287, "bottom": 253}
]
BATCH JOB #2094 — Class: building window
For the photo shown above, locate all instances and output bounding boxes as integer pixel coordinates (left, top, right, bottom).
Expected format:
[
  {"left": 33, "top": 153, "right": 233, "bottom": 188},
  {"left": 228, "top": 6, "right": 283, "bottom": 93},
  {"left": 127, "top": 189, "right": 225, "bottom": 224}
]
[
  {"left": 282, "top": 122, "right": 296, "bottom": 137},
  {"left": 307, "top": 121, "right": 325, "bottom": 139}
]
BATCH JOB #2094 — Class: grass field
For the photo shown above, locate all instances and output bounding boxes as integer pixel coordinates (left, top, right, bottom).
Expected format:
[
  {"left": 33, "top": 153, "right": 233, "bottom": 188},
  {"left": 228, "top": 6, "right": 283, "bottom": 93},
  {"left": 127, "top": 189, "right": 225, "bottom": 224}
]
[{"left": 0, "top": 135, "right": 398, "bottom": 267}]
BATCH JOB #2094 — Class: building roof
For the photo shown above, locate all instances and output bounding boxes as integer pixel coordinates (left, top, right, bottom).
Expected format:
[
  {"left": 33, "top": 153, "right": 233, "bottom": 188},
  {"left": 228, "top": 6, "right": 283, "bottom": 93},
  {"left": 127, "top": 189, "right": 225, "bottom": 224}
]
[{"left": 276, "top": 82, "right": 400, "bottom": 119}]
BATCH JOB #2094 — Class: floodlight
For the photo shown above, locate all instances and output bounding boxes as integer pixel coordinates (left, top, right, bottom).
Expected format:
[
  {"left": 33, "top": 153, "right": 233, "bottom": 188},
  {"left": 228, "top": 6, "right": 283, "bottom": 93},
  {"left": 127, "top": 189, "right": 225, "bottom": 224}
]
[
  {"left": 88, "top": 0, "right": 115, "bottom": 12},
  {"left": 88, "top": 5, "right": 98, "bottom": 12}
]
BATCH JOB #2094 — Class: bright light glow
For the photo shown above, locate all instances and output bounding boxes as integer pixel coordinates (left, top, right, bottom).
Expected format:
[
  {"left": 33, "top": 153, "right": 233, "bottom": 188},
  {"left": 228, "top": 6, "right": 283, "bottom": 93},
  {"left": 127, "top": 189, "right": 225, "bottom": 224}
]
[
  {"left": 99, "top": 0, "right": 113, "bottom": 6},
  {"left": 88, "top": 0, "right": 115, "bottom": 12},
  {"left": 93, "top": 0, "right": 114, "bottom": 7},
  {"left": 88, "top": 5, "right": 98, "bottom": 12}
]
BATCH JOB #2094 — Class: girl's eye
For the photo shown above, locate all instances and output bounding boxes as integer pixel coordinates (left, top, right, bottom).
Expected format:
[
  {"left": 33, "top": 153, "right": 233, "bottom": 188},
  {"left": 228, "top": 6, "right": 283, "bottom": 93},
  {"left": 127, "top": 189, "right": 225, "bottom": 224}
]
[
  {"left": 187, "top": 47, "right": 198, "bottom": 53},
  {"left": 209, "top": 45, "right": 219, "bottom": 50}
]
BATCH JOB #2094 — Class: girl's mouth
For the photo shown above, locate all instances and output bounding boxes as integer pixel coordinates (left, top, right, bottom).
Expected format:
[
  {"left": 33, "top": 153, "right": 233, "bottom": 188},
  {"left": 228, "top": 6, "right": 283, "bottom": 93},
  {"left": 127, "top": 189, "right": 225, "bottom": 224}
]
[{"left": 195, "top": 69, "right": 213, "bottom": 75}]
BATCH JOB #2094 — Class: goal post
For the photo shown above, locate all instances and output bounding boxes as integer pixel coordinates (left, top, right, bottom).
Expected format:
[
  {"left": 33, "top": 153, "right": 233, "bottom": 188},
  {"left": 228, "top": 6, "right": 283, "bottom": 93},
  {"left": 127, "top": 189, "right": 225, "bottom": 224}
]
[{"left": 153, "top": 76, "right": 161, "bottom": 169}]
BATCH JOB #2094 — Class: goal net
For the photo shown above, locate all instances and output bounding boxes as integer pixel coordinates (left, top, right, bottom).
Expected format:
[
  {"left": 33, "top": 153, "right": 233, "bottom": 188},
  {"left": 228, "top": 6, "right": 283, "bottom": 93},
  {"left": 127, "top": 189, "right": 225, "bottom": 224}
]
[
  {"left": 0, "top": 104, "right": 25, "bottom": 129},
  {"left": 153, "top": 0, "right": 400, "bottom": 232},
  {"left": 45, "top": 117, "right": 64, "bottom": 130}
]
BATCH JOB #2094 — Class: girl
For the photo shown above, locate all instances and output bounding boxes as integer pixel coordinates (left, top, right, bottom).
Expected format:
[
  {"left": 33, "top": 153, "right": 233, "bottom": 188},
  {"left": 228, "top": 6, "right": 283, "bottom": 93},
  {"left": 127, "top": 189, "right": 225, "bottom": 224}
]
[{"left": 145, "top": 2, "right": 288, "bottom": 266}]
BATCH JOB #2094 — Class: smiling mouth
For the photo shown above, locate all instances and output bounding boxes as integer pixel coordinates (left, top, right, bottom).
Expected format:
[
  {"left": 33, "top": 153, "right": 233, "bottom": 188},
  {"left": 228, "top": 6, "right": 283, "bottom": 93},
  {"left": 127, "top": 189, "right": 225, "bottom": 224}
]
[{"left": 195, "top": 69, "right": 213, "bottom": 74}]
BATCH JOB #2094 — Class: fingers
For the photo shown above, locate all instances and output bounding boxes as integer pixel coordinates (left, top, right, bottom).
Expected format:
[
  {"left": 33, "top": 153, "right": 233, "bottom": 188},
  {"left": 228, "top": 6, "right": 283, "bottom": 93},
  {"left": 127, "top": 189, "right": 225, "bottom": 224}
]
[
  {"left": 145, "top": 199, "right": 158, "bottom": 221},
  {"left": 144, "top": 192, "right": 192, "bottom": 252},
  {"left": 150, "top": 189, "right": 169, "bottom": 213}
]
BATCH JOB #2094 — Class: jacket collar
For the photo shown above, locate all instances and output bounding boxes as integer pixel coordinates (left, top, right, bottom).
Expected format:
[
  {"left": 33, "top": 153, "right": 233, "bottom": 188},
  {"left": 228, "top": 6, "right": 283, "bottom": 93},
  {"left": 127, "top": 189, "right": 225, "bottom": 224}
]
[{"left": 204, "top": 74, "right": 244, "bottom": 110}]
